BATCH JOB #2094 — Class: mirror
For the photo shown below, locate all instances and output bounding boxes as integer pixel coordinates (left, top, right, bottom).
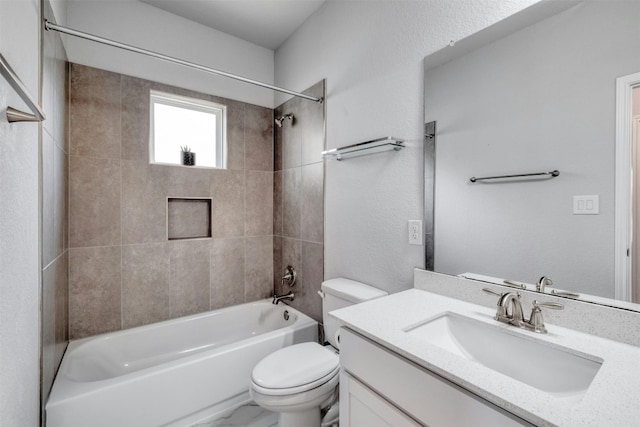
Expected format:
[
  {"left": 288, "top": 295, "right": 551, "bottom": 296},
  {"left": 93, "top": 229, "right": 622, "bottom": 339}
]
[{"left": 423, "top": 1, "right": 640, "bottom": 311}]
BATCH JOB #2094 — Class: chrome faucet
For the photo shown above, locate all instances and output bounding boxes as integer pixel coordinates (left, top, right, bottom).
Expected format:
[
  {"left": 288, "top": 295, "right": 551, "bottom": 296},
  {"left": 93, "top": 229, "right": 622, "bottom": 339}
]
[
  {"left": 484, "top": 289, "right": 524, "bottom": 327},
  {"left": 272, "top": 291, "right": 294, "bottom": 305},
  {"left": 483, "top": 288, "right": 563, "bottom": 333}
]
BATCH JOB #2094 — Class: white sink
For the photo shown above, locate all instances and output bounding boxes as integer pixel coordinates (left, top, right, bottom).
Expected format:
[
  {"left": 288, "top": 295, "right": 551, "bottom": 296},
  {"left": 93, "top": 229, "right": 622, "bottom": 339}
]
[{"left": 404, "top": 312, "right": 602, "bottom": 401}]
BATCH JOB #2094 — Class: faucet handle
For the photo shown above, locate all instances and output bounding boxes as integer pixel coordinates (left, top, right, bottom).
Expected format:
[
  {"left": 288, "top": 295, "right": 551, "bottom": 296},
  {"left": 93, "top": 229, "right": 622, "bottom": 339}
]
[
  {"left": 482, "top": 288, "right": 509, "bottom": 318},
  {"left": 528, "top": 300, "right": 564, "bottom": 333},
  {"left": 482, "top": 287, "right": 503, "bottom": 297},
  {"left": 532, "top": 300, "right": 564, "bottom": 310}
]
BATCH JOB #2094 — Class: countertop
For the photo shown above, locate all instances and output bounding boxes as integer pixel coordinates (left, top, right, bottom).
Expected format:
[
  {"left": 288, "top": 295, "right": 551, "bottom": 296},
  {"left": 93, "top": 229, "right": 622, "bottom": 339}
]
[{"left": 330, "top": 289, "right": 640, "bottom": 426}]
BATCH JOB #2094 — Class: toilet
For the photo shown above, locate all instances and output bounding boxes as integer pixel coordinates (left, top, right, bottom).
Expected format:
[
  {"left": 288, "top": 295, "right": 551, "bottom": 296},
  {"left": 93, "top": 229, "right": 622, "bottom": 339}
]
[{"left": 250, "top": 278, "right": 387, "bottom": 427}]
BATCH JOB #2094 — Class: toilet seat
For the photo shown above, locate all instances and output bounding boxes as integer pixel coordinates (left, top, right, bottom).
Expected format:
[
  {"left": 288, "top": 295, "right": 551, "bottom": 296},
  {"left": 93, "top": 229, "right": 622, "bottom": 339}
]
[{"left": 251, "top": 342, "right": 339, "bottom": 396}]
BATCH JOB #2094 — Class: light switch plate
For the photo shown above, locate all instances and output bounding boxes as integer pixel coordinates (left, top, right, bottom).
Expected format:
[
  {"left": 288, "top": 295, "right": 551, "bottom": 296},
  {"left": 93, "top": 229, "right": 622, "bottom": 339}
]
[{"left": 573, "top": 195, "right": 599, "bottom": 215}]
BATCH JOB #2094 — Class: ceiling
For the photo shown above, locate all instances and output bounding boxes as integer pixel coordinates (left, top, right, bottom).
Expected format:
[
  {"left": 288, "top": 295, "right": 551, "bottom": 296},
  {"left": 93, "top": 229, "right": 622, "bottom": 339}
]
[{"left": 139, "top": 0, "right": 326, "bottom": 50}]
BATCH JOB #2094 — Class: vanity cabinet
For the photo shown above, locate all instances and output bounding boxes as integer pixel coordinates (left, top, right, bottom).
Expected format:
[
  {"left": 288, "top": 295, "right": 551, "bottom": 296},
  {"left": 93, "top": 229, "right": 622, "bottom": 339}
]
[
  {"left": 341, "top": 373, "right": 421, "bottom": 427},
  {"left": 339, "top": 328, "right": 534, "bottom": 427}
]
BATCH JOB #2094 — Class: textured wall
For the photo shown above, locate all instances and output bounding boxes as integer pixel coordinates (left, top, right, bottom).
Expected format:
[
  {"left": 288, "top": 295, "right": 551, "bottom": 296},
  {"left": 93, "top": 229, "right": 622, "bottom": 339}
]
[
  {"left": 68, "top": 64, "right": 274, "bottom": 339},
  {"left": 0, "top": 0, "right": 41, "bottom": 425},
  {"left": 273, "top": 80, "right": 325, "bottom": 321},
  {"left": 41, "top": 0, "right": 69, "bottom": 418},
  {"left": 274, "top": 0, "right": 539, "bottom": 294}
]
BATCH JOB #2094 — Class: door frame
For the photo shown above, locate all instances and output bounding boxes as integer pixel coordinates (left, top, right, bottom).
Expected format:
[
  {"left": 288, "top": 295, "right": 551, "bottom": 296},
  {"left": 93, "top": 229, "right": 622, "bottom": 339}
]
[{"left": 614, "top": 71, "right": 640, "bottom": 301}]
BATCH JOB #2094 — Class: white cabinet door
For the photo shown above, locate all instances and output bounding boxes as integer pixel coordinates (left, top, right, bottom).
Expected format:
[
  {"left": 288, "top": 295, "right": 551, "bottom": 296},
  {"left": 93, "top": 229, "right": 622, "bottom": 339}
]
[
  {"left": 340, "top": 328, "right": 534, "bottom": 427},
  {"left": 341, "top": 372, "right": 421, "bottom": 427}
]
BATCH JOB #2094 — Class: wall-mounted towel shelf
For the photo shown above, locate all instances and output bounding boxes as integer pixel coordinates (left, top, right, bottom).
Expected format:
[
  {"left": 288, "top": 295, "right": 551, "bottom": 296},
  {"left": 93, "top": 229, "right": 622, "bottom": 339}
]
[
  {"left": 322, "top": 137, "right": 404, "bottom": 161},
  {"left": 470, "top": 169, "right": 559, "bottom": 183},
  {"left": 0, "top": 53, "right": 45, "bottom": 123}
]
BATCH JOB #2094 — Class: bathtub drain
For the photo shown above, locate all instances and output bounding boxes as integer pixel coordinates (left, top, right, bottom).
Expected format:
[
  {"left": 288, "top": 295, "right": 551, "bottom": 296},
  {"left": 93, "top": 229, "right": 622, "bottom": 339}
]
[{"left": 283, "top": 310, "right": 290, "bottom": 321}]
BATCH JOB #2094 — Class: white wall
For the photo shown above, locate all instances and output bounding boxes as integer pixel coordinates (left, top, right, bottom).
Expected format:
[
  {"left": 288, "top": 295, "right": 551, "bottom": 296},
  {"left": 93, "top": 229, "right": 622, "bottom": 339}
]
[
  {"left": 275, "top": 0, "right": 539, "bottom": 294},
  {"left": 65, "top": 0, "right": 275, "bottom": 108},
  {"left": 0, "top": 0, "right": 41, "bottom": 425},
  {"left": 49, "top": 0, "right": 67, "bottom": 26},
  {"left": 427, "top": 2, "right": 640, "bottom": 298}
]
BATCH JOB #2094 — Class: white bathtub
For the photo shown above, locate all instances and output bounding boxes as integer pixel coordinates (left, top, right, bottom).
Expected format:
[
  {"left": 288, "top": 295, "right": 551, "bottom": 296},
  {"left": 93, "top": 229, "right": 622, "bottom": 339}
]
[{"left": 46, "top": 300, "right": 318, "bottom": 427}]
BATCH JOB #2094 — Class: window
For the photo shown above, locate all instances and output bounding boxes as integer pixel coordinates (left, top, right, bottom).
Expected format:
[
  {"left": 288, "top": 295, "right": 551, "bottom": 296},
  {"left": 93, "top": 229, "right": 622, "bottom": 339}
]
[{"left": 150, "top": 91, "right": 226, "bottom": 168}]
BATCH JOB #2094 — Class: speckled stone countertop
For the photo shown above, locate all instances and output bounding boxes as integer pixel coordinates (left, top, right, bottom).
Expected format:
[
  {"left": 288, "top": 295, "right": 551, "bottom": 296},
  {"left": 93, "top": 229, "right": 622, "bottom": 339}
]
[{"left": 330, "top": 289, "right": 640, "bottom": 426}]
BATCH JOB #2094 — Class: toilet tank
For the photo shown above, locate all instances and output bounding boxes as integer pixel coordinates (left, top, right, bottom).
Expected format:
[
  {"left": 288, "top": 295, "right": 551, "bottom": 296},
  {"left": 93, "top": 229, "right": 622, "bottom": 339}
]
[{"left": 321, "top": 278, "right": 387, "bottom": 348}]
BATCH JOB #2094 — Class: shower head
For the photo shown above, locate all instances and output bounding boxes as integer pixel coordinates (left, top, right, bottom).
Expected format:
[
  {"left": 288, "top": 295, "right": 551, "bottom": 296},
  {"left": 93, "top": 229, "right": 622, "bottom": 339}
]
[{"left": 275, "top": 113, "right": 294, "bottom": 128}]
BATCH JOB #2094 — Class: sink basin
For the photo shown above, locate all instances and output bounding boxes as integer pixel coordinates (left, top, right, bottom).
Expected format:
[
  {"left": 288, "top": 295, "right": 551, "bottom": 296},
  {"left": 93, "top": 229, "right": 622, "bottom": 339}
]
[{"left": 404, "top": 312, "right": 602, "bottom": 400}]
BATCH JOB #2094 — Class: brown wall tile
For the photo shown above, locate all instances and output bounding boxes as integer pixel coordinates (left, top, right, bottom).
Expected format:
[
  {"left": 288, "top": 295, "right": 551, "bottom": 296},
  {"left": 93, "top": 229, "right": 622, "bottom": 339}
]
[
  {"left": 245, "top": 104, "right": 273, "bottom": 171},
  {"left": 211, "top": 238, "right": 245, "bottom": 309},
  {"left": 274, "top": 118, "right": 283, "bottom": 172},
  {"left": 69, "top": 246, "right": 122, "bottom": 339},
  {"left": 70, "top": 64, "right": 121, "bottom": 159},
  {"left": 298, "top": 241, "right": 324, "bottom": 322},
  {"left": 122, "top": 243, "right": 169, "bottom": 328},
  {"left": 167, "top": 166, "right": 212, "bottom": 198},
  {"left": 169, "top": 240, "right": 210, "bottom": 317},
  {"left": 273, "top": 236, "right": 282, "bottom": 293},
  {"left": 245, "top": 236, "right": 273, "bottom": 301},
  {"left": 225, "top": 99, "right": 245, "bottom": 170},
  {"left": 67, "top": 66, "right": 329, "bottom": 340},
  {"left": 211, "top": 169, "right": 245, "bottom": 238},
  {"left": 246, "top": 171, "right": 273, "bottom": 236},
  {"left": 69, "top": 156, "right": 121, "bottom": 248},
  {"left": 282, "top": 168, "right": 301, "bottom": 238},
  {"left": 121, "top": 76, "right": 151, "bottom": 161},
  {"left": 301, "top": 162, "right": 324, "bottom": 243},
  {"left": 121, "top": 161, "right": 167, "bottom": 244},
  {"left": 273, "top": 171, "right": 283, "bottom": 236}
]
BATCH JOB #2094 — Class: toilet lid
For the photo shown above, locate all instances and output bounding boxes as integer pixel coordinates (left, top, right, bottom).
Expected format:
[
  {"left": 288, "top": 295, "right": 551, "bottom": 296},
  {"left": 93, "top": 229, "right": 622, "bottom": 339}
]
[{"left": 251, "top": 342, "right": 339, "bottom": 390}]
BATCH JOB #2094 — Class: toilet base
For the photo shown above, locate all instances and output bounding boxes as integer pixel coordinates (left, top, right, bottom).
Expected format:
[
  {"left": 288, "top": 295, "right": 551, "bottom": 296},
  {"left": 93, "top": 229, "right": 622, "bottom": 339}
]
[{"left": 279, "top": 407, "right": 322, "bottom": 427}]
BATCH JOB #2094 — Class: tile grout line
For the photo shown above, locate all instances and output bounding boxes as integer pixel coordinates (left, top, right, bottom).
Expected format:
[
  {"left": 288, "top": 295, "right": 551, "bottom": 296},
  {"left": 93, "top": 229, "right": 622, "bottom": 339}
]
[{"left": 119, "top": 74, "right": 124, "bottom": 332}]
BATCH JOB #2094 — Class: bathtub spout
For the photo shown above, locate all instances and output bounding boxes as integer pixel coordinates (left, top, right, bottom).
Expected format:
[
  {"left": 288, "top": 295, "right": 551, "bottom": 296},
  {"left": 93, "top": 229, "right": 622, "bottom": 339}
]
[{"left": 272, "top": 291, "right": 294, "bottom": 305}]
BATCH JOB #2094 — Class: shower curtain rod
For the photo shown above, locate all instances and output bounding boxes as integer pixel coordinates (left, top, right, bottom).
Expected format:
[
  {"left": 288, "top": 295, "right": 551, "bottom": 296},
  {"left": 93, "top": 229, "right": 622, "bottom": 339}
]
[{"left": 44, "top": 20, "right": 322, "bottom": 103}]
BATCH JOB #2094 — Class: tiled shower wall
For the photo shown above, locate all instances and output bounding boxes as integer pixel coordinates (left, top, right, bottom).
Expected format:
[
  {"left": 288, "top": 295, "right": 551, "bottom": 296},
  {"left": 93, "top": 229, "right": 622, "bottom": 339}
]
[
  {"left": 41, "top": 1, "right": 69, "bottom": 413},
  {"left": 273, "top": 81, "right": 326, "bottom": 322},
  {"left": 68, "top": 64, "right": 275, "bottom": 339}
]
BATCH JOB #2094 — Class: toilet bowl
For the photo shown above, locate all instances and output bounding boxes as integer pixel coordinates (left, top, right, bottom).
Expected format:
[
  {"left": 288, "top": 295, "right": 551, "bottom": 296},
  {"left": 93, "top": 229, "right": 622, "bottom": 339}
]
[
  {"left": 250, "top": 342, "right": 339, "bottom": 427},
  {"left": 249, "top": 278, "right": 387, "bottom": 427}
]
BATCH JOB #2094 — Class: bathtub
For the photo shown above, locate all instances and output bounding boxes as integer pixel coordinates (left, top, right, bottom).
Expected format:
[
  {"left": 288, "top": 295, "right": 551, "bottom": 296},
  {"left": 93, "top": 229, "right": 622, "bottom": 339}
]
[{"left": 46, "top": 300, "right": 317, "bottom": 427}]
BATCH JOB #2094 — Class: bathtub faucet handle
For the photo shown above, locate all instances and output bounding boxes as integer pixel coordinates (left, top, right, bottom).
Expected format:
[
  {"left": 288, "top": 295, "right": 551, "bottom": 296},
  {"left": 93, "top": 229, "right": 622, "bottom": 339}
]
[
  {"left": 272, "top": 291, "right": 294, "bottom": 305},
  {"left": 281, "top": 266, "right": 297, "bottom": 288}
]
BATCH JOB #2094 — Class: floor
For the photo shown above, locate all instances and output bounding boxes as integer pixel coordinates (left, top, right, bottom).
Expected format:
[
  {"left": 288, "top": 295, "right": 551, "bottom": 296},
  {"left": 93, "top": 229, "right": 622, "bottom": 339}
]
[{"left": 193, "top": 402, "right": 278, "bottom": 427}]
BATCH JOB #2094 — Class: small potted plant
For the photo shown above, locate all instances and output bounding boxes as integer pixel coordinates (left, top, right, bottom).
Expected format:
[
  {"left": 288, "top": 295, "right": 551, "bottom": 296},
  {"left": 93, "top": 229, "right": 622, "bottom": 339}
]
[{"left": 180, "top": 145, "right": 196, "bottom": 166}]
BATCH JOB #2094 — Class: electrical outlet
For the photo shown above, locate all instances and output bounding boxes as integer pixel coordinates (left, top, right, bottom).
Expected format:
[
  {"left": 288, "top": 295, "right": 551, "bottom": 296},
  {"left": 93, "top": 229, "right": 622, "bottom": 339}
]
[{"left": 408, "top": 220, "right": 422, "bottom": 245}]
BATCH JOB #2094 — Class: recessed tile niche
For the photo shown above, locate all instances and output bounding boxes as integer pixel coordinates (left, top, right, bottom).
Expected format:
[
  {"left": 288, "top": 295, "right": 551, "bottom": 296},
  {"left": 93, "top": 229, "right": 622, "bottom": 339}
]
[{"left": 167, "top": 198, "right": 212, "bottom": 240}]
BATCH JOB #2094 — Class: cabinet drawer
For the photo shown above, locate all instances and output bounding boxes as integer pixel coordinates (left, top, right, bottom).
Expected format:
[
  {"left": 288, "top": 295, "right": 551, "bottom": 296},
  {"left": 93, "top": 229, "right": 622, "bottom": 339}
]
[{"left": 340, "top": 328, "right": 533, "bottom": 427}]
